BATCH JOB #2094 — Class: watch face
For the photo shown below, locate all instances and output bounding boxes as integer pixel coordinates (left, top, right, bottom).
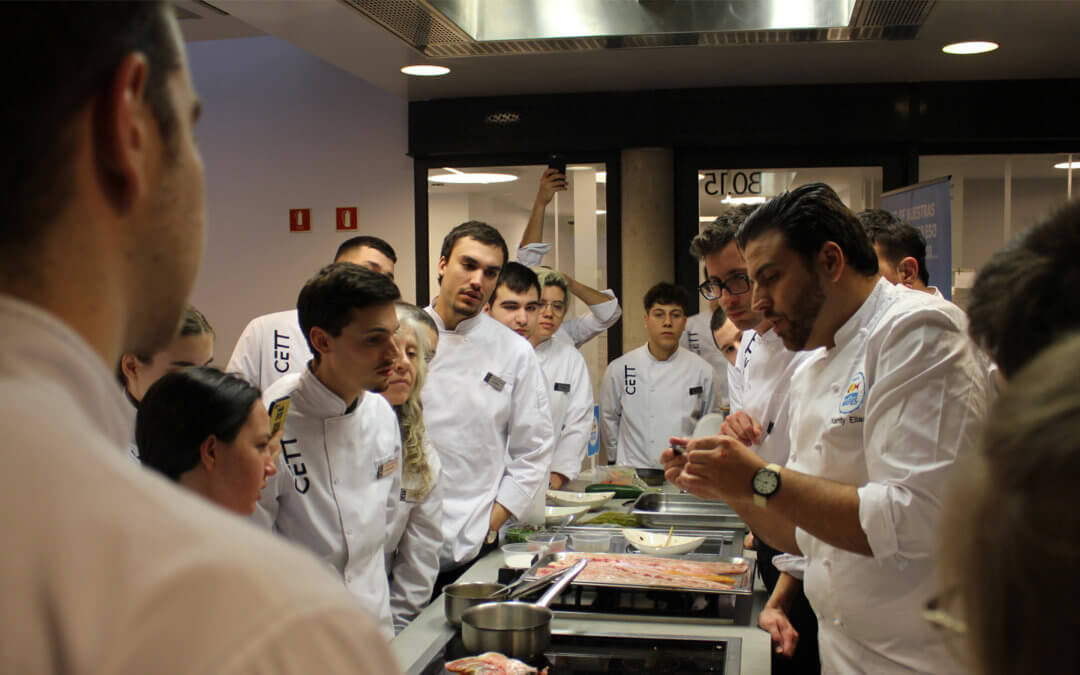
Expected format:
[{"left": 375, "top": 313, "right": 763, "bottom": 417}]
[{"left": 753, "top": 469, "right": 779, "bottom": 496}]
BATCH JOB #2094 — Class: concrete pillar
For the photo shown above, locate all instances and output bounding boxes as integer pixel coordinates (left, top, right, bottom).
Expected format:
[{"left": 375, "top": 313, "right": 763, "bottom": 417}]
[{"left": 620, "top": 148, "right": 675, "bottom": 354}]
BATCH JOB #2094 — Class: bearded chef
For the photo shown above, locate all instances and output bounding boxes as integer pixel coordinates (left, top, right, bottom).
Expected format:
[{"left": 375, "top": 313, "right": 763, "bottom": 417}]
[
  {"left": 254, "top": 263, "right": 404, "bottom": 638},
  {"left": 423, "top": 222, "right": 554, "bottom": 589},
  {"left": 226, "top": 236, "right": 397, "bottom": 390}
]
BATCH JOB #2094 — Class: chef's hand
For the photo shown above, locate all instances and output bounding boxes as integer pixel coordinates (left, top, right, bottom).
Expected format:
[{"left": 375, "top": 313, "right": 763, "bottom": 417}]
[
  {"left": 665, "top": 435, "right": 765, "bottom": 501},
  {"left": 536, "top": 168, "right": 568, "bottom": 205},
  {"left": 759, "top": 607, "right": 799, "bottom": 658},
  {"left": 721, "top": 411, "right": 763, "bottom": 446},
  {"left": 549, "top": 472, "right": 568, "bottom": 490},
  {"left": 660, "top": 437, "right": 691, "bottom": 485},
  {"left": 489, "top": 502, "right": 511, "bottom": 533}
]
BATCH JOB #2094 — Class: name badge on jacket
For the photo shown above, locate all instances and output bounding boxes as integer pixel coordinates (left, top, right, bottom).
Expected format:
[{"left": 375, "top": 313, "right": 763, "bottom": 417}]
[
  {"left": 376, "top": 457, "right": 399, "bottom": 480},
  {"left": 484, "top": 372, "right": 505, "bottom": 392},
  {"left": 554, "top": 382, "right": 571, "bottom": 393},
  {"left": 689, "top": 386, "right": 703, "bottom": 396}
]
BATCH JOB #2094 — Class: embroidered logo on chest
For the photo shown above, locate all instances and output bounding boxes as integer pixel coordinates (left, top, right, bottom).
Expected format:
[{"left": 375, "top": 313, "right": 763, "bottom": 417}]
[{"left": 838, "top": 371, "right": 866, "bottom": 414}]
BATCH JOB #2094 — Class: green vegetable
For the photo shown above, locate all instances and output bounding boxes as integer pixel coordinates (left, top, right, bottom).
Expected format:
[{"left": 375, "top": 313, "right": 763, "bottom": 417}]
[
  {"left": 504, "top": 525, "right": 540, "bottom": 544},
  {"left": 585, "top": 483, "right": 643, "bottom": 499},
  {"left": 577, "top": 512, "right": 642, "bottom": 527}
]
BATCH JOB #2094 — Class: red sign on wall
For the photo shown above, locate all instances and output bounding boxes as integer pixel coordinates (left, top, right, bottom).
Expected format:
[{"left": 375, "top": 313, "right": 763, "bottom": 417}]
[
  {"left": 289, "top": 208, "right": 311, "bottom": 232},
  {"left": 336, "top": 207, "right": 358, "bottom": 231}
]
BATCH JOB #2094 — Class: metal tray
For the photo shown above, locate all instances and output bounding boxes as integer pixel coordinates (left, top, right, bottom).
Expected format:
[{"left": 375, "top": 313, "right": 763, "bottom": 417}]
[
  {"left": 630, "top": 492, "right": 745, "bottom": 530},
  {"left": 523, "top": 551, "right": 756, "bottom": 596}
]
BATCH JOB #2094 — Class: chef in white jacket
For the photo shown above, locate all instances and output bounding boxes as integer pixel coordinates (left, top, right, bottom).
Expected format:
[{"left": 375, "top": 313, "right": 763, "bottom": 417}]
[
  {"left": 516, "top": 169, "right": 622, "bottom": 347},
  {"left": 601, "top": 282, "right": 715, "bottom": 468},
  {"left": 680, "top": 303, "right": 730, "bottom": 410},
  {"left": 664, "top": 184, "right": 990, "bottom": 674},
  {"left": 422, "top": 222, "right": 554, "bottom": 580},
  {"left": 255, "top": 263, "right": 404, "bottom": 638},
  {"left": 486, "top": 264, "right": 595, "bottom": 489},
  {"left": 227, "top": 236, "right": 397, "bottom": 390},
  {"left": 383, "top": 303, "right": 443, "bottom": 632}
]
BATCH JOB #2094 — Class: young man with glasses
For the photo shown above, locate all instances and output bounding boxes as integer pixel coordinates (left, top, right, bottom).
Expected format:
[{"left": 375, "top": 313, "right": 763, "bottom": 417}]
[{"left": 691, "top": 206, "right": 820, "bottom": 674}]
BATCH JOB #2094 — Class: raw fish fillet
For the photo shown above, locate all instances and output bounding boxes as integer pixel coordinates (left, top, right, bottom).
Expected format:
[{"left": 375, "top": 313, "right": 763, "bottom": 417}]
[
  {"left": 445, "top": 652, "right": 547, "bottom": 674},
  {"left": 536, "top": 552, "right": 747, "bottom": 590}
]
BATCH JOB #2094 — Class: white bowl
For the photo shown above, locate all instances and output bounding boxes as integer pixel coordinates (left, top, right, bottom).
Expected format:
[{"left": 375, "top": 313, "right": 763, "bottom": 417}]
[
  {"left": 544, "top": 505, "right": 590, "bottom": 525},
  {"left": 622, "top": 528, "right": 705, "bottom": 556},
  {"left": 546, "top": 489, "right": 616, "bottom": 509}
]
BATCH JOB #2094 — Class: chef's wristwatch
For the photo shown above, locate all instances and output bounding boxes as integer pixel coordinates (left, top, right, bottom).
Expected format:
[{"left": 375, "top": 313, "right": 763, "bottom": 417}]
[{"left": 752, "top": 463, "right": 783, "bottom": 508}]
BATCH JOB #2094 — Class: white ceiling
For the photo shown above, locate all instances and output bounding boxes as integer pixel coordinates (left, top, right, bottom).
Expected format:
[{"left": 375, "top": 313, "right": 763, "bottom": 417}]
[{"left": 181, "top": 0, "right": 1080, "bottom": 102}]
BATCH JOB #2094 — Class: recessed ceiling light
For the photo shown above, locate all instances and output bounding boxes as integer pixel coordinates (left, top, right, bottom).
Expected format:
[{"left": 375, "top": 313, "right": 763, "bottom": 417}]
[
  {"left": 1054, "top": 161, "right": 1080, "bottom": 170},
  {"left": 721, "top": 195, "right": 768, "bottom": 205},
  {"left": 427, "top": 172, "right": 518, "bottom": 184},
  {"left": 595, "top": 210, "right": 607, "bottom": 215},
  {"left": 401, "top": 65, "right": 450, "bottom": 77},
  {"left": 942, "top": 41, "right": 999, "bottom": 55}
]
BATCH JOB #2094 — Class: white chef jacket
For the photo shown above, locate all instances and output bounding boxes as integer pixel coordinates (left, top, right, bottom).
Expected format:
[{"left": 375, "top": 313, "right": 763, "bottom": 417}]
[
  {"left": 421, "top": 308, "right": 555, "bottom": 569},
  {"left": 385, "top": 440, "right": 443, "bottom": 633},
  {"left": 255, "top": 367, "right": 403, "bottom": 639},
  {"left": 786, "top": 278, "right": 989, "bottom": 674},
  {"left": 729, "top": 327, "right": 814, "bottom": 466},
  {"left": 535, "top": 335, "right": 595, "bottom": 481},
  {"left": 600, "top": 345, "right": 715, "bottom": 469},
  {"left": 518, "top": 243, "right": 622, "bottom": 347},
  {"left": 0, "top": 294, "right": 400, "bottom": 674},
  {"left": 226, "top": 309, "right": 312, "bottom": 390},
  {"left": 680, "top": 311, "right": 730, "bottom": 410},
  {"left": 123, "top": 394, "right": 140, "bottom": 463}
]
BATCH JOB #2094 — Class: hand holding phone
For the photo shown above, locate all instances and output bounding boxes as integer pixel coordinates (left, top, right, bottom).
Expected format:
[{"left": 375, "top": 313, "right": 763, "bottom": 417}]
[{"left": 547, "top": 153, "right": 566, "bottom": 176}]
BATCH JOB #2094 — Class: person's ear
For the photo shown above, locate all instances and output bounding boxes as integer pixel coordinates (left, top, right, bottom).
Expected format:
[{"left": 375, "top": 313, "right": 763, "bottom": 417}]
[
  {"left": 436, "top": 256, "right": 449, "bottom": 283},
  {"left": 96, "top": 51, "right": 153, "bottom": 214},
  {"left": 896, "top": 257, "right": 920, "bottom": 287},
  {"left": 120, "top": 354, "right": 141, "bottom": 385},
  {"left": 199, "top": 435, "right": 217, "bottom": 471},
  {"left": 309, "top": 326, "right": 332, "bottom": 359},
  {"left": 818, "top": 242, "right": 845, "bottom": 283}
]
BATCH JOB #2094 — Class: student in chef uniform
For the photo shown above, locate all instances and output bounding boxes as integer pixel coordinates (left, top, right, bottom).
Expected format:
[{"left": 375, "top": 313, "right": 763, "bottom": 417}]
[
  {"left": 663, "top": 183, "right": 990, "bottom": 674},
  {"left": 227, "top": 236, "right": 397, "bottom": 390},
  {"left": 966, "top": 198, "right": 1080, "bottom": 380},
  {"left": 422, "top": 221, "right": 554, "bottom": 585},
  {"left": 136, "top": 367, "right": 279, "bottom": 515},
  {"left": 254, "top": 263, "right": 404, "bottom": 638},
  {"left": 710, "top": 308, "right": 742, "bottom": 367},
  {"left": 117, "top": 304, "right": 214, "bottom": 462},
  {"left": 0, "top": 4, "right": 398, "bottom": 671},
  {"left": 516, "top": 168, "right": 622, "bottom": 347},
  {"left": 689, "top": 207, "right": 820, "bottom": 673},
  {"left": 486, "top": 264, "right": 594, "bottom": 489},
  {"left": 600, "top": 283, "right": 714, "bottom": 469},
  {"left": 681, "top": 300, "right": 730, "bottom": 410},
  {"left": 383, "top": 303, "right": 444, "bottom": 633}
]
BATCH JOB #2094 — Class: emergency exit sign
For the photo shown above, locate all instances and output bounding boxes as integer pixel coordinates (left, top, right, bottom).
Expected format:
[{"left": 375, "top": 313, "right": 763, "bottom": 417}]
[
  {"left": 289, "top": 208, "right": 311, "bottom": 232},
  {"left": 336, "top": 207, "right": 358, "bottom": 231}
]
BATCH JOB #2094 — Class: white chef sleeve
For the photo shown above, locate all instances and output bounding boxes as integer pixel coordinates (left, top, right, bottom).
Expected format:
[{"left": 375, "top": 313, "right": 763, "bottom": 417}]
[
  {"left": 226, "top": 317, "right": 262, "bottom": 386},
  {"left": 599, "top": 361, "right": 622, "bottom": 461},
  {"left": 516, "top": 243, "right": 550, "bottom": 267},
  {"left": 856, "top": 312, "right": 989, "bottom": 562},
  {"left": 548, "top": 358, "right": 595, "bottom": 481},
  {"left": 389, "top": 467, "right": 443, "bottom": 631},
  {"left": 560, "top": 290, "right": 622, "bottom": 348},
  {"left": 495, "top": 352, "right": 555, "bottom": 519}
]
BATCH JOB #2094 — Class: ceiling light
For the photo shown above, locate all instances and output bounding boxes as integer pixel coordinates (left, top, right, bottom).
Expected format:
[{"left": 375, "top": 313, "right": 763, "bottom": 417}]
[
  {"left": 722, "top": 195, "right": 768, "bottom": 205},
  {"left": 401, "top": 65, "right": 450, "bottom": 76},
  {"left": 567, "top": 166, "right": 592, "bottom": 171},
  {"left": 427, "top": 172, "right": 518, "bottom": 184},
  {"left": 596, "top": 172, "right": 607, "bottom": 184},
  {"left": 1054, "top": 161, "right": 1080, "bottom": 170},
  {"left": 596, "top": 210, "right": 607, "bottom": 215},
  {"left": 942, "top": 41, "right": 999, "bottom": 55},
  {"left": 699, "top": 216, "right": 716, "bottom": 222}
]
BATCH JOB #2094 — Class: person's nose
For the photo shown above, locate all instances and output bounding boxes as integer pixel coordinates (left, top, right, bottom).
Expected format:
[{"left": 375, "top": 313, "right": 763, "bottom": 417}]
[
  {"left": 387, "top": 335, "right": 404, "bottom": 363},
  {"left": 540, "top": 303, "right": 554, "bottom": 318},
  {"left": 751, "top": 286, "right": 771, "bottom": 314},
  {"left": 265, "top": 458, "right": 278, "bottom": 477},
  {"left": 467, "top": 269, "right": 484, "bottom": 288}
]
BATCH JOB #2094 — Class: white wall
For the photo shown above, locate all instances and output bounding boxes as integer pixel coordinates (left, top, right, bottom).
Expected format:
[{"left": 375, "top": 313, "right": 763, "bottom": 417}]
[
  {"left": 184, "top": 36, "right": 413, "bottom": 362},
  {"left": 960, "top": 177, "right": 1070, "bottom": 270}
]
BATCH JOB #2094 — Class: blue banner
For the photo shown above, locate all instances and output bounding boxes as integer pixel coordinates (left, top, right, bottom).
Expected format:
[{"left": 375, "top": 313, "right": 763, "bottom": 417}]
[
  {"left": 587, "top": 405, "right": 600, "bottom": 457},
  {"left": 880, "top": 177, "right": 952, "bottom": 300}
]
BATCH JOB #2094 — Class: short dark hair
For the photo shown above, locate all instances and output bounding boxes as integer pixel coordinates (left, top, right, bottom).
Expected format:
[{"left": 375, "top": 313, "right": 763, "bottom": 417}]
[
  {"left": 736, "top": 183, "right": 879, "bottom": 278},
  {"left": 709, "top": 305, "right": 728, "bottom": 333},
  {"left": 137, "top": 367, "right": 261, "bottom": 481},
  {"left": 968, "top": 200, "right": 1080, "bottom": 379},
  {"left": 2, "top": 2, "right": 181, "bottom": 259},
  {"left": 297, "top": 263, "right": 401, "bottom": 362},
  {"left": 689, "top": 205, "right": 758, "bottom": 260},
  {"left": 439, "top": 221, "right": 509, "bottom": 267},
  {"left": 644, "top": 282, "right": 690, "bottom": 313},
  {"left": 335, "top": 235, "right": 397, "bottom": 264},
  {"left": 493, "top": 262, "right": 540, "bottom": 301},
  {"left": 859, "top": 209, "right": 930, "bottom": 286}
]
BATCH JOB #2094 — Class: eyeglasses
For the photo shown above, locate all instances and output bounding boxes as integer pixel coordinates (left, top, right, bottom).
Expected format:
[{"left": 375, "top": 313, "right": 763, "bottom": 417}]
[
  {"left": 698, "top": 274, "right": 751, "bottom": 301},
  {"left": 538, "top": 300, "right": 567, "bottom": 315}
]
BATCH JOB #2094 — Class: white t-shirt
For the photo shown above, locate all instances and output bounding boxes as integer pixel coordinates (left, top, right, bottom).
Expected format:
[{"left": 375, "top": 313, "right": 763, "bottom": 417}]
[
  {"left": 787, "top": 279, "right": 990, "bottom": 674},
  {"left": 0, "top": 295, "right": 399, "bottom": 674}
]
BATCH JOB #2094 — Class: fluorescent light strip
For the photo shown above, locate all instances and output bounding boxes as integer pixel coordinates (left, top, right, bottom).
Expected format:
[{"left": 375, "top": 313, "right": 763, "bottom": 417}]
[{"left": 401, "top": 65, "right": 450, "bottom": 76}]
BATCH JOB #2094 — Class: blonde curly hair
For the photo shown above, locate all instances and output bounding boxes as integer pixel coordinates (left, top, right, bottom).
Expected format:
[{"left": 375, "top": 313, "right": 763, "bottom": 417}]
[{"left": 393, "top": 302, "right": 438, "bottom": 500}]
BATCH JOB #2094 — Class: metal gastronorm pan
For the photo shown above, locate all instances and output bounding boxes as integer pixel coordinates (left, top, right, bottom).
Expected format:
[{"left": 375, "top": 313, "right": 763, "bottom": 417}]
[
  {"left": 630, "top": 493, "right": 745, "bottom": 530},
  {"left": 524, "top": 551, "right": 755, "bottom": 596}
]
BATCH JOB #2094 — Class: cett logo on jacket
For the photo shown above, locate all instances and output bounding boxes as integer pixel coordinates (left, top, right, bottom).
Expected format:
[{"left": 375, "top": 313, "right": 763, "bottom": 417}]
[
  {"left": 623, "top": 365, "right": 637, "bottom": 395},
  {"left": 273, "top": 330, "right": 292, "bottom": 374},
  {"left": 280, "top": 438, "right": 310, "bottom": 494}
]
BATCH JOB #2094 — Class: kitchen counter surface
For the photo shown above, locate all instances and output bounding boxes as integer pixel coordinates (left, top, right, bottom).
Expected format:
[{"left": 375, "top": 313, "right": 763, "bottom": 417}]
[{"left": 392, "top": 548, "right": 772, "bottom": 674}]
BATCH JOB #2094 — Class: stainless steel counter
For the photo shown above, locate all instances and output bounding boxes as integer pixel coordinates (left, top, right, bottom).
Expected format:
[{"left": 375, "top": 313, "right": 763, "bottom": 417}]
[{"left": 391, "top": 550, "right": 772, "bottom": 674}]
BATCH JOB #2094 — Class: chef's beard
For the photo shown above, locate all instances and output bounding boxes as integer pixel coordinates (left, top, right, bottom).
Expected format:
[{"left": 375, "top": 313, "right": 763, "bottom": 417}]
[{"left": 769, "top": 277, "right": 825, "bottom": 351}]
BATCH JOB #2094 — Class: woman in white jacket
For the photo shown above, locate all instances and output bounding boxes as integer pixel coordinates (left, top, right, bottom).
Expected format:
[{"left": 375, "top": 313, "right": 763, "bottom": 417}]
[{"left": 383, "top": 302, "right": 444, "bottom": 632}]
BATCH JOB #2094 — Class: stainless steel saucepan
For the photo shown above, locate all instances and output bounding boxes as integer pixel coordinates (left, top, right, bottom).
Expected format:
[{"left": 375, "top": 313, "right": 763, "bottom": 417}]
[{"left": 460, "top": 558, "right": 587, "bottom": 660}]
